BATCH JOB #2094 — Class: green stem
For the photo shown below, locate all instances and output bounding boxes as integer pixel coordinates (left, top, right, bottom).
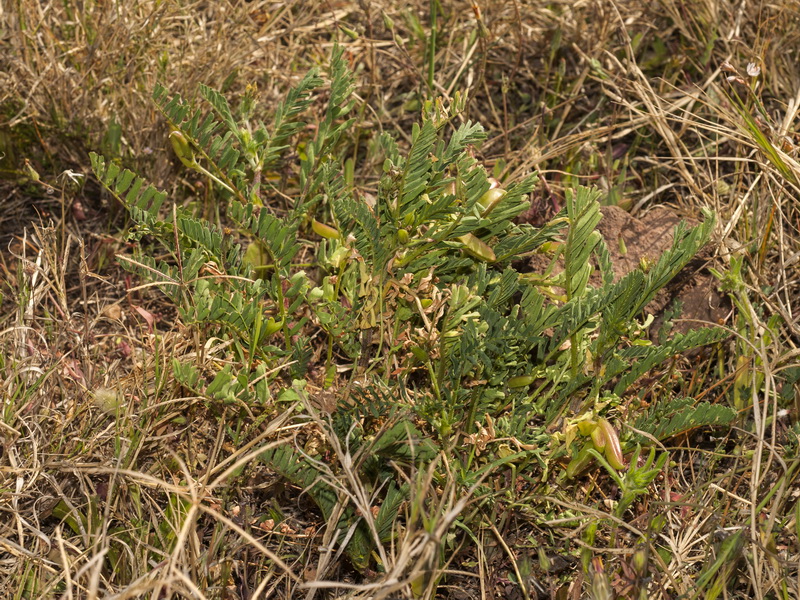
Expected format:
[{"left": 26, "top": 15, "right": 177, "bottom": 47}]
[
  {"left": 274, "top": 276, "right": 291, "bottom": 351},
  {"left": 190, "top": 161, "right": 235, "bottom": 194},
  {"left": 427, "top": 0, "right": 438, "bottom": 91}
]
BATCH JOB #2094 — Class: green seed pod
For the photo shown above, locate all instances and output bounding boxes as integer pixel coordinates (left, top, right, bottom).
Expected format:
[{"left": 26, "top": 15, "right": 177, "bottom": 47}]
[
  {"left": 24, "top": 159, "right": 40, "bottom": 182},
  {"left": 576, "top": 419, "right": 597, "bottom": 436},
  {"left": 597, "top": 418, "right": 625, "bottom": 470},
  {"left": 618, "top": 235, "right": 627, "bottom": 256},
  {"left": 397, "top": 229, "right": 409, "bottom": 244},
  {"left": 566, "top": 445, "right": 594, "bottom": 479},
  {"left": 169, "top": 130, "right": 196, "bottom": 167},
  {"left": 382, "top": 11, "right": 395, "bottom": 32},
  {"left": 311, "top": 219, "right": 340, "bottom": 240},
  {"left": 537, "top": 547, "right": 551, "bottom": 573},
  {"left": 590, "top": 561, "right": 614, "bottom": 600},
  {"left": 420, "top": 298, "right": 433, "bottom": 309},
  {"left": 458, "top": 233, "right": 496, "bottom": 262},
  {"left": 507, "top": 375, "right": 535, "bottom": 388},
  {"left": 338, "top": 23, "right": 359, "bottom": 40},
  {"left": 324, "top": 364, "right": 336, "bottom": 388},
  {"left": 478, "top": 187, "right": 507, "bottom": 217},
  {"left": 590, "top": 423, "right": 607, "bottom": 450},
  {"left": 632, "top": 546, "right": 648, "bottom": 578}
]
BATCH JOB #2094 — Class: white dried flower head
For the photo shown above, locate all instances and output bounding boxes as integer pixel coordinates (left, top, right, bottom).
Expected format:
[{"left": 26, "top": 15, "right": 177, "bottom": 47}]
[{"left": 746, "top": 62, "right": 761, "bottom": 77}]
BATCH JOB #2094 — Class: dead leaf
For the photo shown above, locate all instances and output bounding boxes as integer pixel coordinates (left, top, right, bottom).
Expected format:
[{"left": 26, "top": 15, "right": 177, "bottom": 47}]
[
  {"left": 103, "top": 304, "right": 122, "bottom": 320},
  {"left": 131, "top": 305, "right": 155, "bottom": 331}
]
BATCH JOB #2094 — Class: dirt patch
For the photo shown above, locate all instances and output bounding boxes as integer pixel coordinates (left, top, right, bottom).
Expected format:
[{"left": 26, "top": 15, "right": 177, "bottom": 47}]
[{"left": 597, "top": 205, "right": 728, "bottom": 336}]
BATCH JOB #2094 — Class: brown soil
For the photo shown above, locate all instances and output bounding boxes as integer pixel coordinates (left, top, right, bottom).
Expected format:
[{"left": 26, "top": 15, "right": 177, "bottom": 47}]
[
  {"left": 524, "top": 205, "right": 728, "bottom": 337},
  {"left": 597, "top": 205, "right": 728, "bottom": 336}
]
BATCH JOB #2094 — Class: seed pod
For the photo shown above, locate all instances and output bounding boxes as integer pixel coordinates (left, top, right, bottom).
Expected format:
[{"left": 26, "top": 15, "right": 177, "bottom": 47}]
[
  {"left": 338, "top": 23, "right": 359, "bottom": 40},
  {"left": 24, "top": 159, "right": 40, "bottom": 182},
  {"left": 597, "top": 418, "right": 625, "bottom": 469},
  {"left": 169, "top": 130, "right": 196, "bottom": 167},
  {"left": 566, "top": 445, "right": 594, "bottom": 479},
  {"left": 576, "top": 419, "right": 596, "bottom": 437},
  {"left": 477, "top": 188, "right": 507, "bottom": 217},
  {"left": 311, "top": 219, "right": 340, "bottom": 240},
  {"left": 508, "top": 375, "right": 535, "bottom": 388},
  {"left": 397, "top": 229, "right": 409, "bottom": 244},
  {"left": 382, "top": 11, "right": 394, "bottom": 32},
  {"left": 324, "top": 364, "right": 336, "bottom": 388},
  {"left": 537, "top": 547, "right": 551, "bottom": 573},
  {"left": 632, "top": 546, "right": 648, "bottom": 578},
  {"left": 458, "top": 233, "right": 496, "bottom": 262},
  {"left": 590, "top": 423, "right": 607, "bottom": 450},
  {"left": 590, "top": 558, "right": 614, "bottom": 600}
]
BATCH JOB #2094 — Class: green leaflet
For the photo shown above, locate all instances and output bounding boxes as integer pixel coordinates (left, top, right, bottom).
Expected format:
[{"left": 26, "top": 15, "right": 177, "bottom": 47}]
[
  {"left": 630, "top": 397, "right": 736, "bottom": 443},
  {"left": 564, "top": 186, "right": 603, "bottom": 299}
]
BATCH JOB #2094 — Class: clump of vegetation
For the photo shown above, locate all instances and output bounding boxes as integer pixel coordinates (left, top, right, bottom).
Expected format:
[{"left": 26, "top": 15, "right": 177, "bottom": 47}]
[
  {"left": 4, "top": 2, "right": 799, "bottom": 598},
  {"left": 89, "top": 46, "right": 733, "bottom": 592}
]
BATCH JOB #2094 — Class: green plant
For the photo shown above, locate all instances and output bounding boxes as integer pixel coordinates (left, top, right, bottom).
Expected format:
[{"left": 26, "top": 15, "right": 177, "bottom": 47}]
[{"left": 91, "top": 46, "right": 729, "bottom": 574}]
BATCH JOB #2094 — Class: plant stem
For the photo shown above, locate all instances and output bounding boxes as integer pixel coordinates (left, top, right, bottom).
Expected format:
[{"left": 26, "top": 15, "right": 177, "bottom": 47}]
[{"left": 427, "top": 0, "right": 437, "bottom": 92}]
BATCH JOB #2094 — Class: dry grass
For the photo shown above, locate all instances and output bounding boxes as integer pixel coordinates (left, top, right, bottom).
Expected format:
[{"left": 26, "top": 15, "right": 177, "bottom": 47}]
[{"left": 1, "top": 0, "right": 799, "bottom": 598}]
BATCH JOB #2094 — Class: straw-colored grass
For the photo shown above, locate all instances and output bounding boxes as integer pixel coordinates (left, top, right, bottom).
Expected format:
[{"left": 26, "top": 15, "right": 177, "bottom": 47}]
[{"left": 1, "top": 1, "right": 799, "bottom": 598}]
